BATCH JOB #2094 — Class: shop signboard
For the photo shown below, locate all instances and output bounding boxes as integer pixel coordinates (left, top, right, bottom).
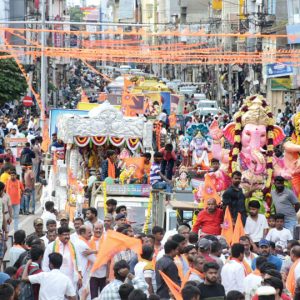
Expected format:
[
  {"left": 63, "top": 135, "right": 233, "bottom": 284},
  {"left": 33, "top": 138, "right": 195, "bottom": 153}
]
[
  {"left": 266, "top": 63, "right": 293, "bottom": 78},
  {"left": 106, "top": 184, "right": 151, "bottom": 197},
  {"left": 271, "top": 78, "right": 292, "bottom": 91}
]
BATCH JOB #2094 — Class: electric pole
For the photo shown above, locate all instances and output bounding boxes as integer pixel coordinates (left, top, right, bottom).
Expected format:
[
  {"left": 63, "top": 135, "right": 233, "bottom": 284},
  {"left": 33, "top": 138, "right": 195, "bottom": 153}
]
[{"left": 41, "top": 0, "right": 47, "bottom": 122}]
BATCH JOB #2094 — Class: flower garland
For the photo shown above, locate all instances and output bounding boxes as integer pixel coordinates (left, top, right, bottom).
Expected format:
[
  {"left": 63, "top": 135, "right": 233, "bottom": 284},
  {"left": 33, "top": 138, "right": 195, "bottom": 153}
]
[
  {"left": 143, "top": 192, "right": 153, "bottom": 234},
  {"left": 229, "top": 95, "right": 274, "bottom": 209},
  {"left": 102, "top": 181, "right": 108, "bottom": 216}
]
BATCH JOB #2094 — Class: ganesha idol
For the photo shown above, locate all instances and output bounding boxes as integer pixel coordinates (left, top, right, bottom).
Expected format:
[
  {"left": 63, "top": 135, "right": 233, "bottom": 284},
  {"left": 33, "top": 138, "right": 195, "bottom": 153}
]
[
  {"left": 283, "top": 112, "right": 300, "bottom": 199},
  {"left": 210, "top": 95, "right": 286, "bottom": 212}
]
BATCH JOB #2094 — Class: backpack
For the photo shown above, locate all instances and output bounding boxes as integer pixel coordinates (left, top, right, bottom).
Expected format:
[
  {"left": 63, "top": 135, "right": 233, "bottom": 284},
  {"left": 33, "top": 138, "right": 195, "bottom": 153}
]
[
  {"left": 18, "top": 265, "right": 40, "bottom": 300},
  {"left": 20, "top": 152, "right": 32, "bottom": 166}
]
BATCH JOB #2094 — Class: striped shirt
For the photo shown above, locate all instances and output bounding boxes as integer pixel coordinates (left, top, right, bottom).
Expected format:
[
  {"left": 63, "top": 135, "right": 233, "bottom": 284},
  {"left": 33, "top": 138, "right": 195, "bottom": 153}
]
[{"left": 150, "top": 162, "right": 161, "bottom": 185}]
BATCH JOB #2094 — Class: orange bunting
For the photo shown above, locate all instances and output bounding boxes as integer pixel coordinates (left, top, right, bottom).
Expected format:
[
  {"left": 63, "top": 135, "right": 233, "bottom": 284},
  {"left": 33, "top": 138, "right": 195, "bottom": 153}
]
[
  {"left": 232, "top": 213, "right": 245, "bottom": 245},
  {"left": 91, "top": 230, "right": 142, "bottom": 273},
  {"left": 158, "top": 271, "right": 183, "bottom": 300},
  {"left": 221, "top": 206, "right": 233, "bottom": 245}
]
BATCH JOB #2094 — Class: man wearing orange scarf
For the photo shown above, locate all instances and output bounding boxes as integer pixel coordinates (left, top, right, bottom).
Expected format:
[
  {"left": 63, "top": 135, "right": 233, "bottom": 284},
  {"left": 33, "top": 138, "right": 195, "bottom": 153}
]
[
  {"left": 100, "top": 150, "right": 119, "bottom": 181},
  {"left": 42, "top": 227, "right": 82, "bottom": 290},
  {"left": 88, "top": 222, "right": 108, "bottom": 299},
  {"left": 186, "top": 256, "right": 205, "bottom": 283},
  {"left": 286, "top": 245, "right": 300, "bottom": 297},
  {"left": 172, "top": 234, "right": 189, "bottom": 282},
  {"left": 74, "top": 225, "right": 94, "bottom": 297}
]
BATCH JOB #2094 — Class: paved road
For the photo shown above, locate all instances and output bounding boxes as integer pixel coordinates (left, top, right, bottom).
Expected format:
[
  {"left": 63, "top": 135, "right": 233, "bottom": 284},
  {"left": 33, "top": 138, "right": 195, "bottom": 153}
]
[{"left": 9, "top": 203, "right": 43, "bottom": 237}]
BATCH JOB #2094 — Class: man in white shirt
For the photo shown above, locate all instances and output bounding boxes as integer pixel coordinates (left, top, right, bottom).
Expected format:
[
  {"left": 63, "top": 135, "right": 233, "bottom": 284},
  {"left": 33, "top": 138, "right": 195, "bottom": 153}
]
[
  {"left": 23, "top": 252, "right": 76, "bottom": 300},
  {"left": 239, "top": 236, "right": 258, "bottom": 269},
  {"left": 27, "top": 117, "right": 35, "bottom": 131},
  {"left": 74, "top": 225, "right": 94, "bottom": 296},
  {"left": 84, "top": 207, "right": 103, "bottom": 230},
  {"left": 88, "top": 222, "right": 107, "bottom": 299},
  {"left": 41, "top": 201, "right": 56, "bottom": 231},
  {"left": 244, "top": 256, "right": 267, "bottom": 300},
  {"left": 70, "top": 217, "right": 84, "bottom": 243},
  {"left": 266, "top": 213, "right": 293, "bottom": 248},
  {"left": 40, "top": 230, "right": 57, "bottom": 247},
  {"left": 42, "top": 227, "right": 82, "bottom": 290},
  {"left": 221, "top": 243, "right": 246, "bottom": 294},
  {"left": 244, "top": 200, "right": 269, "bottom": 243}
]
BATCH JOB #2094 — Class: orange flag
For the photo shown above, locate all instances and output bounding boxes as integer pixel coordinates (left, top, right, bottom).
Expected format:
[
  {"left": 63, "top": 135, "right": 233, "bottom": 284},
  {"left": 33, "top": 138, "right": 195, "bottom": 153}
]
[
  {"left": 159, "top": 271, "right": 183, "bottom": 300},
  {"left": 221, "top": 206, "right": 233, "bottom": 245},
  {"left": 124, "top": 77, "right": 133, "bottom": 93},
  {"left": 232, "top": 213, "right": 245, "bottom": 244},
  {"left": 202, "top": 174, "right": 221, "bottom": 208},
  {"left": 91, "top": 230, "right": 142, "bottom": 273}
]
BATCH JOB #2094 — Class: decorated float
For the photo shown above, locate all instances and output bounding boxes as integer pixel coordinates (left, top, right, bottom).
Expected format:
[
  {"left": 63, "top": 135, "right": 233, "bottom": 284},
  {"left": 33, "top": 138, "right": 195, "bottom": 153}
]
[
  {"left": 180, "top": 94, "right": 300, "bottom": 215},
  {"left": 49, "top": 101, "right": 153, "bottom": 219}
]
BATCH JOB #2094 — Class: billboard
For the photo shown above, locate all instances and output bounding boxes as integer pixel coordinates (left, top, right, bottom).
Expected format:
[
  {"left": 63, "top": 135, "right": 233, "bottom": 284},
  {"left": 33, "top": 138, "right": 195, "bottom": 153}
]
[
  {"left": 271, "top": 78, "right": 292, "bottom": 91},
  {"left": 49, "top": 109, "right": 88, "bottom": 137},
  {"left": 266, "top": 63, "right": 293, "bottom": 78}
]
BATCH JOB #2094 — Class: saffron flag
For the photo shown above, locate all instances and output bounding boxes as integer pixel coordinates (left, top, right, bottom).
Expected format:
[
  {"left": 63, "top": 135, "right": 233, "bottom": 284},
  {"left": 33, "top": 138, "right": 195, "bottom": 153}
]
[
  {"left": 159, "top": 271, "right": 182, "bottom": 300},
  {"left": 124, "top": 77, "right": 133, "bottom": 93},
  {"left": 232, "top": 213, "right": 245, "bottom": 244},
  {"left": 91, "top": 230, "right": 142, "bottom": 273},
  {"left": 202, "top": 174, "right": 221, "bottom": 208},
  {"left": 221, "top": 206, "right": 233, "bottom": 245}
]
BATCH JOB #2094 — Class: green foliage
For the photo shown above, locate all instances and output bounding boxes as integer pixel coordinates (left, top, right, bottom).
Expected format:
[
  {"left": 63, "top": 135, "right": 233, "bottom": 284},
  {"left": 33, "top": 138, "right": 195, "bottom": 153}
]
[
  {"left": 70, "top": 6, "right": 84, "bottom": 22},
  {"left": 0, "top": 53, "right": 28, "bottom": 105}
]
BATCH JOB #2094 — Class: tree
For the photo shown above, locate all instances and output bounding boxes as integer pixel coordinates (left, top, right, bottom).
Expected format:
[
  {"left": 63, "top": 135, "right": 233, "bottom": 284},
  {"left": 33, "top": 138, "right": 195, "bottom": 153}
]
[
  {"left": 0, "top": 53, "right": 28, "bottom": 105},
  {"left": 70, "top": 6, "right": 84, "bottom": 22}
]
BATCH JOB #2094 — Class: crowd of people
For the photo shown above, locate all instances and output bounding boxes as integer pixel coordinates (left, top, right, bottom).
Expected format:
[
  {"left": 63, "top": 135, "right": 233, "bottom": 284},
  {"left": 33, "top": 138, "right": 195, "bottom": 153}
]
[
  {"left": 1, "top": 196, "right": 300, "bottom": 300},
  {"left": 0, "top": 93, "right": 300, "bottom": 300}
]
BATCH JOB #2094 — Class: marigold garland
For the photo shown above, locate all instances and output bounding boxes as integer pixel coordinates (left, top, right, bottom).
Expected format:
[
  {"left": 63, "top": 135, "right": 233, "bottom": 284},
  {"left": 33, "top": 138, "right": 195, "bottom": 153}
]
[
  {"left": 102, "top": 181, "right": 108, "bottom": 217},
  {"left": 143, "top": 192, "right": 153, "bottom": 234}
]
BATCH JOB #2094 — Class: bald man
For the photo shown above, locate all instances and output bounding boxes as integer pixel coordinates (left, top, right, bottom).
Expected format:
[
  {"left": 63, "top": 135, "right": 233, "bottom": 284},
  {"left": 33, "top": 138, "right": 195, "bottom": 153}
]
[
  {"left": 74, "top": 225, "right": 93, "bottom": 297},
  {"left": 287, "top": 245, "right": 300, "bottom": 297},
  {"left": 192, "top": 198, "right": 224, "bottom": 236},
  {"left": 89, "top": 222, "right": 108, "bottom": 299}
]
